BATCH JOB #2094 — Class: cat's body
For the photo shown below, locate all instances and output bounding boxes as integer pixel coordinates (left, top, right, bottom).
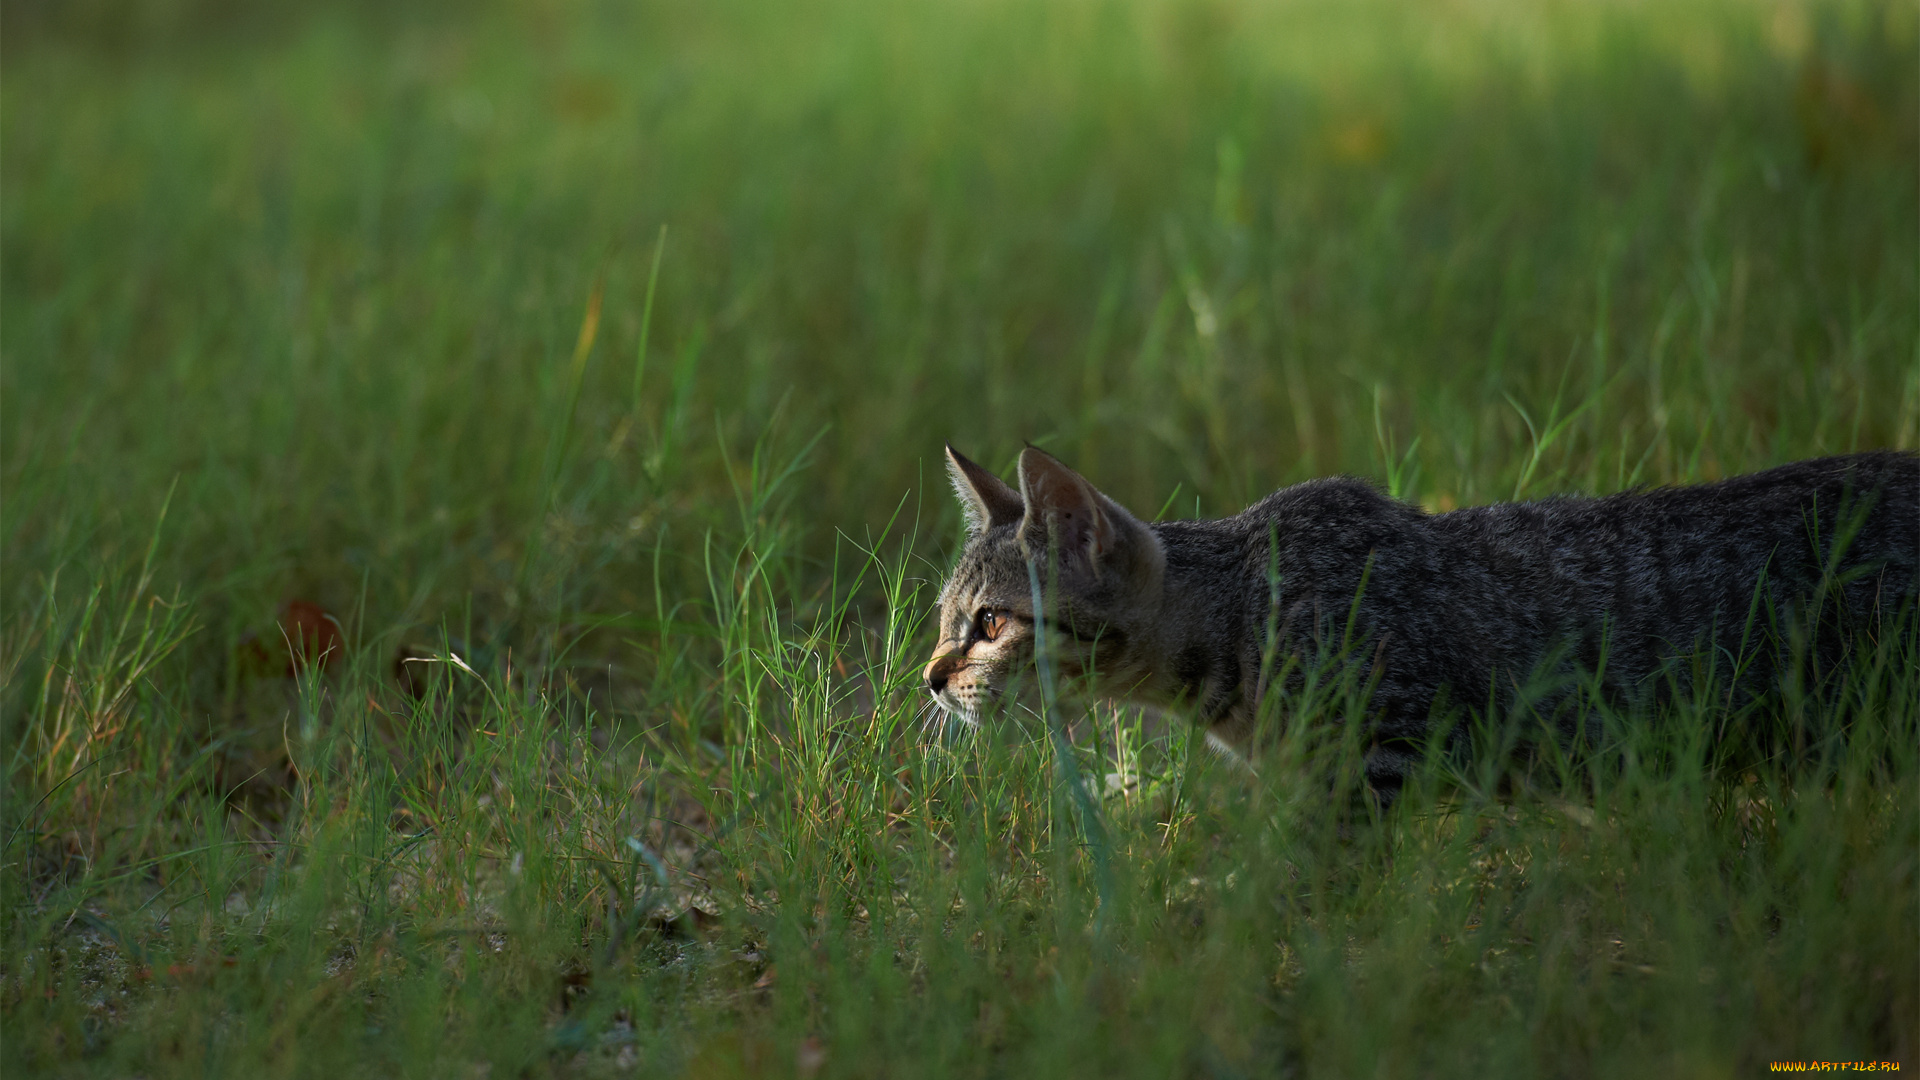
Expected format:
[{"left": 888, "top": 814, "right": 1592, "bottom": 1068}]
[{"left": 925, "top": 447, "right": 1918, "bottom": 798}]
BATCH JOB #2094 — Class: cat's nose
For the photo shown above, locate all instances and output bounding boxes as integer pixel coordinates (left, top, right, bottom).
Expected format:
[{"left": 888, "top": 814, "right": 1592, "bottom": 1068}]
[{"left": 925, "top": 655, "right": 957, "bottom": 696}]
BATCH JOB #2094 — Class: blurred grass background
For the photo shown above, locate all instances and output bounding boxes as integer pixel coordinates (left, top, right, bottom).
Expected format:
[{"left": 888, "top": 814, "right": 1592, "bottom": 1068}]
[{"left": 2, "top": 0, "right": 1916, "bottom": 1075}]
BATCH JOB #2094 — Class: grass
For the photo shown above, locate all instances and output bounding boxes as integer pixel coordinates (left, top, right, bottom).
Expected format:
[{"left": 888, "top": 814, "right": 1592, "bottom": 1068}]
[{"left": 3, "top": 0, "right": 1917, "bottom": 1074}]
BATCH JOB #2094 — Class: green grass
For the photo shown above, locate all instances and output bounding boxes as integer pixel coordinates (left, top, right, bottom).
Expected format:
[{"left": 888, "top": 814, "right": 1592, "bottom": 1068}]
[{"left": 3, "top": 0, "right": 1917, "bottom": 1074}]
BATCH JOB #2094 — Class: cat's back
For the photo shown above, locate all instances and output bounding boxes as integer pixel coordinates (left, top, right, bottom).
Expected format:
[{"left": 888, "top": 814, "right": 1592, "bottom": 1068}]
[
  {"left": 1584, "top": 451, "right": 1917, "bottom": 534},
  {"left": 1222, "top": 454, "right": 1916, "bottom": 599},
  {"left": 1234, "top": 475, "right": 1428, "bottom": 548},
  {"left": 1432, "top": 451, "right": 1913, "bottom": 558},
  {"left": 1425, "top": 452, "right": 1917, "bottom": 680},
  {"left": 1445, "top": 452, "right": 1915, "bottom": 574}
]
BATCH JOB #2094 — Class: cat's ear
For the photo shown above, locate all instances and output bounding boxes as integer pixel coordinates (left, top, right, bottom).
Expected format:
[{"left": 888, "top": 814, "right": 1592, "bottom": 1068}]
[
  {"left": 1015, "top": 447, "right": 1160, "bottom": 581},
  {"left": 946, "top": 445, "right": 1024, "bottom": 534}
]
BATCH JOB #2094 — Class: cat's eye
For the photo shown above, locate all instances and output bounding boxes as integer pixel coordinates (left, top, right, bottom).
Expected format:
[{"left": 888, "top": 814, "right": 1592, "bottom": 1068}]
[{"left": 976, "top": 609, "right": 1006, "bottom": 642}]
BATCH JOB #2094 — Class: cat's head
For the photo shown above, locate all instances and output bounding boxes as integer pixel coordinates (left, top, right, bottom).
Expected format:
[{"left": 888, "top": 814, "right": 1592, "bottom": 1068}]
[{"left": 924, "top": 445, "right": 1165, "bottom": 724}]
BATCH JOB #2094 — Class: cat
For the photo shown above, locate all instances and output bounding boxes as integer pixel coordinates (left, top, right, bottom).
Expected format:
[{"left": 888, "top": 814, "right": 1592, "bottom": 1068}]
[{"left": 924, "top": 445, "right": 1918, "bottom": 800}]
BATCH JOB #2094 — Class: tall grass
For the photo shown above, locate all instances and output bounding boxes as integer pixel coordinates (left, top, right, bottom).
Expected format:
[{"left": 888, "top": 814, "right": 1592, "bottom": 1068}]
[{"left": 3, "top": 0, "right": 1915, "bottom": 1074}]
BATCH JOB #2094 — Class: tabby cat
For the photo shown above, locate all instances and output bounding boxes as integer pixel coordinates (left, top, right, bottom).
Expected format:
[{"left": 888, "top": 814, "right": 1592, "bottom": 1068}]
[{"left": 924, "top": 445, "right": 1918, "bottom": 799}]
